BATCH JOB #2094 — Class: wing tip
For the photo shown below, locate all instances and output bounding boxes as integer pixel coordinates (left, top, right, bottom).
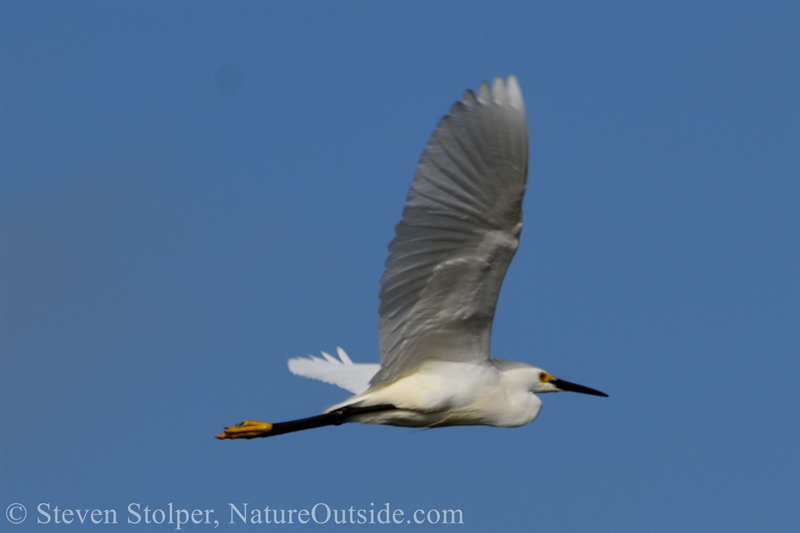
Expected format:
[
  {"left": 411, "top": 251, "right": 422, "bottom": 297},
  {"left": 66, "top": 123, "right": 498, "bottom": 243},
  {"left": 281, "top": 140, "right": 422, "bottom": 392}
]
[
  {"left": 477, "top": 81, "right": 492, "bottom": 104},
  {"left": 490, "top": 75, "right": 524, "bottom": 111},
  {"left": 505, "top": 75, "right": 524, "bottom": 112},
  {"left": 467, "top": 76, "right": 525, "bottom": 113}
]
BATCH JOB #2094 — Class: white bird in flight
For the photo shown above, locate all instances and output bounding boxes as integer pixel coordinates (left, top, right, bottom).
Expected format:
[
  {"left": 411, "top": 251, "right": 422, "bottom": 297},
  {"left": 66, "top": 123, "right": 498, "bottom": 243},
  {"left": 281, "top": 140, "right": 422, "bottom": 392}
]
[{"left": 217, "top": 76, "right": 607, "bottom": 440}]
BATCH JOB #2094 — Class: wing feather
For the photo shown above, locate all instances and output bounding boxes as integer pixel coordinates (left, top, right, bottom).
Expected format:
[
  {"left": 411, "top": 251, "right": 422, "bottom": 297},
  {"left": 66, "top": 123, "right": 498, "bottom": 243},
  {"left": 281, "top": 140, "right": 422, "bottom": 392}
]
[
  {"left": 374, "top": 76, "right": 528, "bottom": 384},
  {"left": 288, "top": 348, "right": 380, "bottom": 395}
]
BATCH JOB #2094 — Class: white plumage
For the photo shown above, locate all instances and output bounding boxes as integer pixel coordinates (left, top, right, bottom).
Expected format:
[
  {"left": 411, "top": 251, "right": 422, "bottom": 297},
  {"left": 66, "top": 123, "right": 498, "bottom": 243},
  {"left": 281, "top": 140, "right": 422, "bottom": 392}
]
[
  {"left": 288, "top": 348, "right": 379, "bottom": 395},
  {"left": 217, "top": 76, "right": 607, "bottom": 441}
]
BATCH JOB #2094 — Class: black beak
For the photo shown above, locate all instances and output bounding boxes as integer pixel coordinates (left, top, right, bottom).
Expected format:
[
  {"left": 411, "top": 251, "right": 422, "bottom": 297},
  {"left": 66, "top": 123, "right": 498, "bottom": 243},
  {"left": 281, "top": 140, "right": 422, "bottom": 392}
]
[{"left": 552, "top": 378, "right": 608, "bottom": 397}]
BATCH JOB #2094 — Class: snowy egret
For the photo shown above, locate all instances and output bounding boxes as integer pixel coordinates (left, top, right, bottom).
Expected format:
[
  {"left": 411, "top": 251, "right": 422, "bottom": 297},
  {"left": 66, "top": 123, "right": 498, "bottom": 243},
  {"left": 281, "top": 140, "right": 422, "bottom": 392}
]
[{"left": 217, "top": 76, "right": 607, "bottom": 440}]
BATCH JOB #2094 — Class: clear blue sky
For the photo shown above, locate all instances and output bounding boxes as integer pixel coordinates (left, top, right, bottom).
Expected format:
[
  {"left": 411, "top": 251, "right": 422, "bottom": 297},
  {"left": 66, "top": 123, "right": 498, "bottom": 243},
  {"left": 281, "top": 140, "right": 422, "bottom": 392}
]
[{"left": 2, "top": 2, "right": 798, "bottom": 532}]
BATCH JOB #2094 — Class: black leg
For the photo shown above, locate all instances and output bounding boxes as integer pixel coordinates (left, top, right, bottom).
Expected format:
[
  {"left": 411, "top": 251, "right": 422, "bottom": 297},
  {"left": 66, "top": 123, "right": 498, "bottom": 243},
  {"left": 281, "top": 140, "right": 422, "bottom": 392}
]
[{"left": 217, "top": 404, "right": 397, "bottom": 439}]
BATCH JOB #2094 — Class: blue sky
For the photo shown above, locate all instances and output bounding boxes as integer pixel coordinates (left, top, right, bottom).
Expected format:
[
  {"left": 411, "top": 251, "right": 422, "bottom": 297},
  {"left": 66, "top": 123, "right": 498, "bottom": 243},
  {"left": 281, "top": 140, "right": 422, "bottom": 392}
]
[{"left": 2, "top": 2, "right": 798, "bottom": 532}]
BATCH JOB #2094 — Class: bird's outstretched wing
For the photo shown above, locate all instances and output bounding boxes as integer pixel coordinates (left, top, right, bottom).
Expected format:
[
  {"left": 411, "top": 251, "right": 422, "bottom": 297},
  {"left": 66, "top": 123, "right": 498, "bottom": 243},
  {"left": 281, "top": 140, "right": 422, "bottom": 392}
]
[{"left": 375, "top": 76, "right": 529, "bottom": 385}]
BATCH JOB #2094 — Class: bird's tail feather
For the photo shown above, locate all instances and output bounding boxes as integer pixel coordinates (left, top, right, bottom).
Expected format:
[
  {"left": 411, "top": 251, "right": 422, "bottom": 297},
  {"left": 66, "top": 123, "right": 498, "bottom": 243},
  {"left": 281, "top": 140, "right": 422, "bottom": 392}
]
[{"left": 287, "top": 347, "right": 380, "bottom": 394}]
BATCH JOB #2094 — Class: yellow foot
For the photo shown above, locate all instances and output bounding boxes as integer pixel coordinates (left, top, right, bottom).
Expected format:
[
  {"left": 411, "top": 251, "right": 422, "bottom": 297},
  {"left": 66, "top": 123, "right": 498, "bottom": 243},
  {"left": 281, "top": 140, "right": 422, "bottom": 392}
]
[{"left": 216, "top": 420, "right": 274, "bottom": 440}]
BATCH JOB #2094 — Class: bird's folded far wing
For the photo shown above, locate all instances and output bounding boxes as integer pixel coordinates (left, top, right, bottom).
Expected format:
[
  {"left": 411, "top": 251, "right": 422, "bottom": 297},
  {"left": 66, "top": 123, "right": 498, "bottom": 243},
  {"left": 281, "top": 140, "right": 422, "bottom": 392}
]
[
  {"left": 288, "top": 347, "right": 381, "bottom": 395},
  {"left": 375, "top": 76, "right": 529, "bottom": 385}
]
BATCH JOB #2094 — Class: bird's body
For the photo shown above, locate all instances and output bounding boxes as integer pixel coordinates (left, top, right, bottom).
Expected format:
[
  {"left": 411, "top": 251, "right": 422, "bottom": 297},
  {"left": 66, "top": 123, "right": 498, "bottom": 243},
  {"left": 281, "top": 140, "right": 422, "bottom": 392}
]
[
  {"left": 217, "top": 76, "right": 606, "bottom": 441},
  {"left": 328, "top": 359, "right": 543, "bottom": 429}
]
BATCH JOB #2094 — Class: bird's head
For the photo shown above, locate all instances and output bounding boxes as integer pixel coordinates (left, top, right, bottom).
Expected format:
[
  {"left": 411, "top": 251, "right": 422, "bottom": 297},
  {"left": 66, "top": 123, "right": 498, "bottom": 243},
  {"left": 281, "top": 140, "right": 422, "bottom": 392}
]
[
  {"left": 529, "top": 367, "right": 608, "bottom": 397},
  {"left": 494, "top": 360, "right": 608, "bottom": 397}
]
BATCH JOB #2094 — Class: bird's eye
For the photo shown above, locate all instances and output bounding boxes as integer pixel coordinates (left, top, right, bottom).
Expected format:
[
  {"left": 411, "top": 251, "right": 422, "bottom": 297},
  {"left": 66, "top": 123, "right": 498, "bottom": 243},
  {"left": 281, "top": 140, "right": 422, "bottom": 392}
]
[{"left": 539, "top": 372, "right": 547, "bottom": 382}]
